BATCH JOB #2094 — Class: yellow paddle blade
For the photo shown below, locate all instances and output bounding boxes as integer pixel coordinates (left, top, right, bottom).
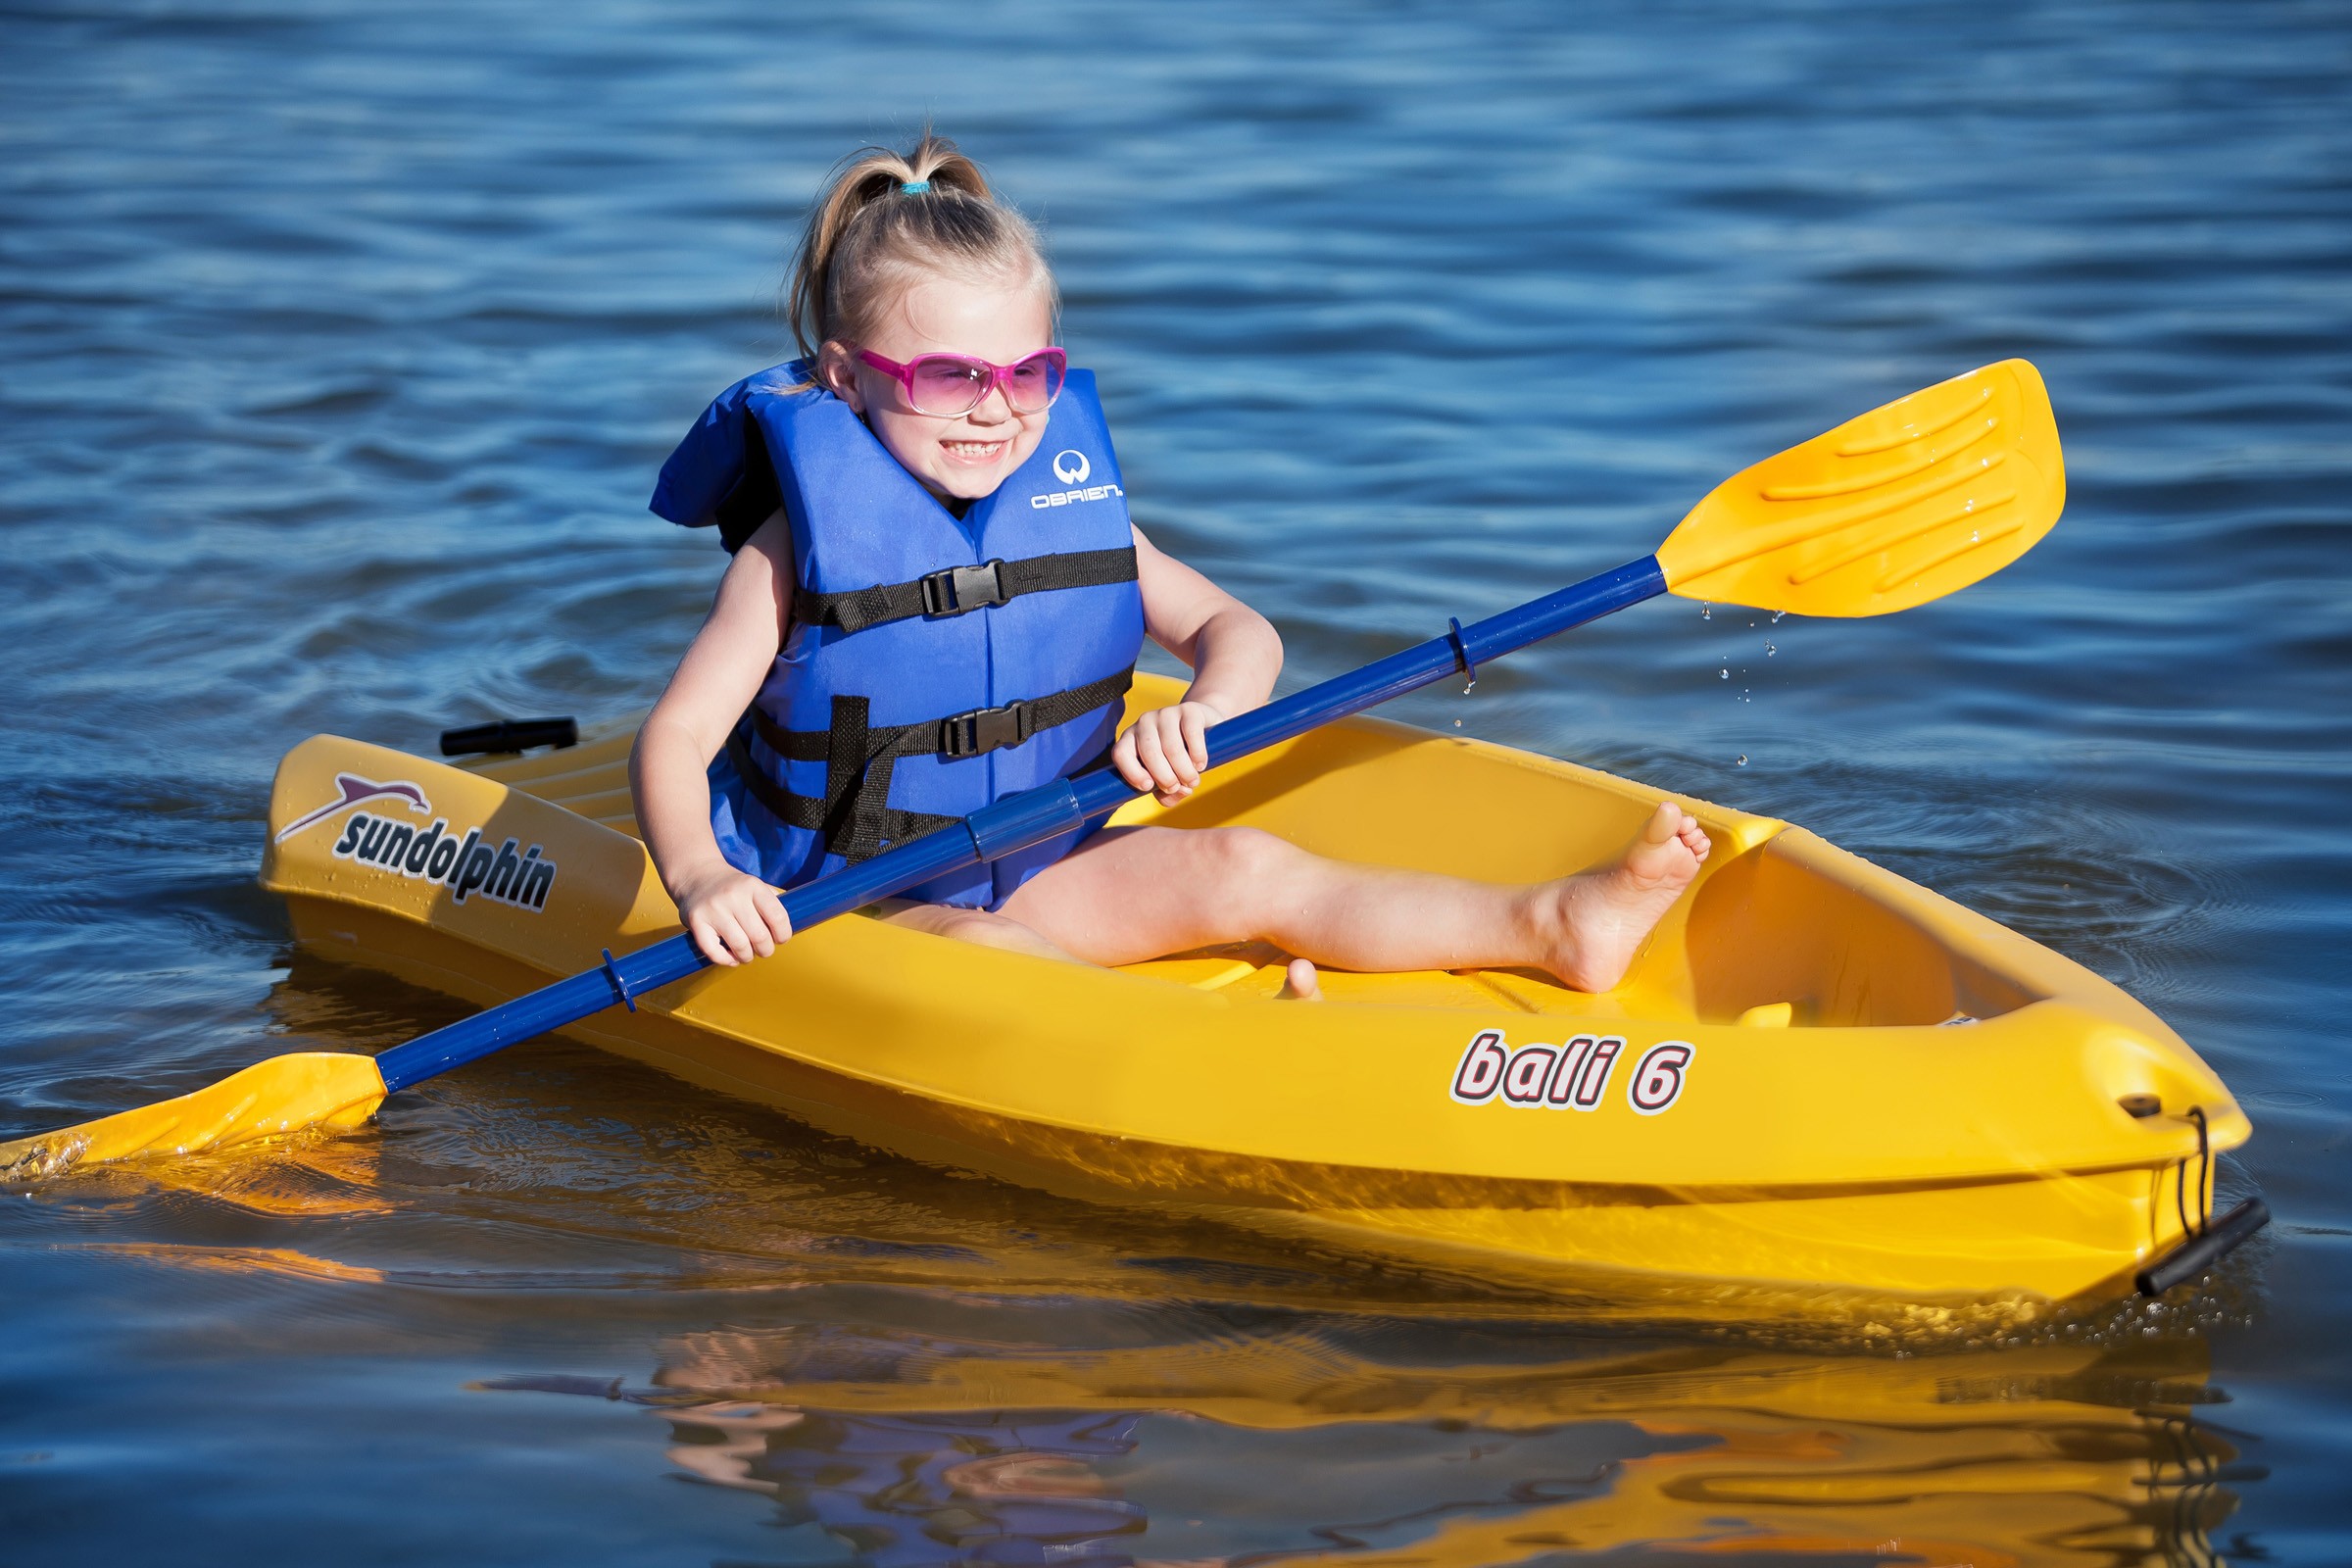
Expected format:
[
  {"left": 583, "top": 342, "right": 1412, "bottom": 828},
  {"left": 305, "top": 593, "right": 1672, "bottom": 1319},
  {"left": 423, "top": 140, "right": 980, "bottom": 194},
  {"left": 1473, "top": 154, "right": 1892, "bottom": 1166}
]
[
  {"left": 1654, "top": 359, "right": 2063, "bottom": 617},
  {"left": 0, "top": 1052, "right": 386, "bottom": 1183}
]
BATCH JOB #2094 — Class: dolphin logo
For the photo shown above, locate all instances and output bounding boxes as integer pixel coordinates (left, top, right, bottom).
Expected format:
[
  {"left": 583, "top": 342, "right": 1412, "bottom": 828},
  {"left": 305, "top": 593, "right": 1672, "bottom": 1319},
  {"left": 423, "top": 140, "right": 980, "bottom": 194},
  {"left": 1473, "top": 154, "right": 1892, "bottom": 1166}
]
[
  {"left": 1052, "top": 449, "right": 1091, "bottom": 486},
  {"left": 274, "top": 772, "right": 432, "bottom": 844}
]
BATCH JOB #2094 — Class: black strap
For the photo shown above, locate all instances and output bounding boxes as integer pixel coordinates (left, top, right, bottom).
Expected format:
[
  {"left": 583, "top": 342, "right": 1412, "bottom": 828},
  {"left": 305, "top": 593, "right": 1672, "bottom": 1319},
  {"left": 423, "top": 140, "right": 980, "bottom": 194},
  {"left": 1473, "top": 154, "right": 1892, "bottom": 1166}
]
[
  {"left": 793, "top": 547, "right": 1138, "bottom": 635},
  {"left": 726, "top": 726, "right": 960, "bottom": 858},
  {"left": 732, "top": 666, "right": 1133, "bottom": 863},
  {"left": 749, "top": 667, "right": 1133, "bottom": 765}
]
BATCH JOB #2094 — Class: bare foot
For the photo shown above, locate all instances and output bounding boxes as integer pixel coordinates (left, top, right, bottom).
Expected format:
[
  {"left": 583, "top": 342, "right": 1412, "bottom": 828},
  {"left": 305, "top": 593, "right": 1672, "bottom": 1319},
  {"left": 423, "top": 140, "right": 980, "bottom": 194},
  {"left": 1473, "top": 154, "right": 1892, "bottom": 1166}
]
[
  {"left": 1277, "top": 957, "right": 1322, "bottom": 1002},
  {"left": 1532, "top": 801, "right": 1710, "bottom": 992}
]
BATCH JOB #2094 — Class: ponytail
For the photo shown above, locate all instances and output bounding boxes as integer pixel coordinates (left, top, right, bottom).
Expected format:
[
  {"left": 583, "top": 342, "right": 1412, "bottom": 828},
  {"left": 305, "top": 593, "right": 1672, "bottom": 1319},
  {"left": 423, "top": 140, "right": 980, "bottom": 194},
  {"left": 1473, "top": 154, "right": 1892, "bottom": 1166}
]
[{"left": 786, "top": 132, "right": 1054, "bottom": 361}]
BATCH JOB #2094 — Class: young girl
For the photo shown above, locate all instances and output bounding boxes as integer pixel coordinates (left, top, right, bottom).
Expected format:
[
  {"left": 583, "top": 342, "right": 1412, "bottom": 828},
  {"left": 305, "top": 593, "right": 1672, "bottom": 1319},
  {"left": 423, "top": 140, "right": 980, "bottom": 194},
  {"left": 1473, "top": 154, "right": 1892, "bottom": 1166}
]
[{"left": 633, "top": 134, "right": 1709, "bottom": 994}]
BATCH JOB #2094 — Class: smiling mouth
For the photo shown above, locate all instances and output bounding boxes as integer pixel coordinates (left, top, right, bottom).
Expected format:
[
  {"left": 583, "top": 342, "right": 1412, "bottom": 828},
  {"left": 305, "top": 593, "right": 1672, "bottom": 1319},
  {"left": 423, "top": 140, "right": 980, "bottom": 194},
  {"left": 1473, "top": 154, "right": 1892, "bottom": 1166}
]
[{"left": 941, "top": 439, "right": 1006, "bottom": 464}]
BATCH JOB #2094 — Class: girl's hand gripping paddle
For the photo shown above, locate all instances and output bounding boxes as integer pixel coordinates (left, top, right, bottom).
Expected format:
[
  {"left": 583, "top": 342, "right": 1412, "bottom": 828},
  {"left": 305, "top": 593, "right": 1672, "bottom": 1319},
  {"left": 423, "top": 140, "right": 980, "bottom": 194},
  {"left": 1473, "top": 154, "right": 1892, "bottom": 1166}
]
[{"left": 0, "top": 360, "right": 2062, "bottom": 1181}]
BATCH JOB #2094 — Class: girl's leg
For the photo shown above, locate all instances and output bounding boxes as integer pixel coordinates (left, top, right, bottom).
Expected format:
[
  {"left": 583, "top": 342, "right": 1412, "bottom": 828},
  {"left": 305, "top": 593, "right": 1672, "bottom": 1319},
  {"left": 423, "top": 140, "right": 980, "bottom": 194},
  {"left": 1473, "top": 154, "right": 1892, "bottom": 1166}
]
[
  {"left": 874, "top": 898, "right": 1082, "bottom": 961},
  {"left": 997, "top": 801, "right": 1709, "bottom": 992}
]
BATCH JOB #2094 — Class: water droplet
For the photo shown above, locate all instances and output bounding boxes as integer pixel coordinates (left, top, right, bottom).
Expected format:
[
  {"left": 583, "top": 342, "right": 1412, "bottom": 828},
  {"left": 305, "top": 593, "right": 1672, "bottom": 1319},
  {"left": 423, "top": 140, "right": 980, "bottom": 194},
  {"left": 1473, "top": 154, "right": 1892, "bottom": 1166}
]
[
  {"left": 1719, "top": 668, "right": 1729, "bottom": 679},
  {"left": 1765, "top": 643, "right": 1776, "bottom": 656},
  {"left": 1452, "top": 718, "right": 1462, "bottom": 727},
  {"left": 1736, "top": 754, "right": 1748, "bottom": 766},
  {"left": 1970, "top": 529, "right": 1980, "bottom": 542},
  {"left": 1771, "top": 610, "right": 1786, "bottom": 622},
  {"left": 1699, "top": 604, "right": 1712, "bottom": 620}
]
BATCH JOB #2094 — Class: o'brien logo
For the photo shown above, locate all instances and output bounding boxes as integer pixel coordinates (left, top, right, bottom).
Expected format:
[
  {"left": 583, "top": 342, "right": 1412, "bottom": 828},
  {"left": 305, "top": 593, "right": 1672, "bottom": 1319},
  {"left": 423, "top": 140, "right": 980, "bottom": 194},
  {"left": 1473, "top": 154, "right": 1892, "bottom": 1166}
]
[
  {"left": 1448, "top": 1029, "right": 1693, "bottom": 1115},
  {"left": 287, "top": 772, "right": 559, "bottom": 912},
  {"left": 1032, "top": 447, "right": 1123, "bottom": 510}
]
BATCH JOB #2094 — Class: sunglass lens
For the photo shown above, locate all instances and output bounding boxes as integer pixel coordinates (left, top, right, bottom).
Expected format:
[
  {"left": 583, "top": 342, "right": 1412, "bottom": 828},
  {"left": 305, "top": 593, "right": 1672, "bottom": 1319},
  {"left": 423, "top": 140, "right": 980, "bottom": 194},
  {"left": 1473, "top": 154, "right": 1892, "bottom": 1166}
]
[
  {"left": 907, "top": 358, "right": 989, "bottom": 415},
  {"left": 1004, "top": 352, "right": 1067, "bottom": 412}
]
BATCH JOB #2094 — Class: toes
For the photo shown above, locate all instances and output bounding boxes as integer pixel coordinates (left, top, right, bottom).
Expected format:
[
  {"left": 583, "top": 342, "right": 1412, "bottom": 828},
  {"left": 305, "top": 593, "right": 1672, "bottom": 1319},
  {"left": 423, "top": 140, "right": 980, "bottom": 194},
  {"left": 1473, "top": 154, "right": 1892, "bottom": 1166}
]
[
  {"left": 1643, "top": 802, "right": 1709, "bottom": 856},
  {"left": 1278, "top": 957, "right": 1323, "bottom": 1003}
]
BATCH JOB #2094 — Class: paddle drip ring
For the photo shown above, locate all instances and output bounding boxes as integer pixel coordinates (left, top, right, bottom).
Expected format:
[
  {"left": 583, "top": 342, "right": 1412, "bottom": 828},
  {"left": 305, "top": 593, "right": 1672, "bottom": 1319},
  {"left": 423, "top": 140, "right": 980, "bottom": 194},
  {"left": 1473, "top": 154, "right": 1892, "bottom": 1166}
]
[
  {"left": 1447, "top": 617, "right": 1477, "bottom": 695},
  {"left": 600, "top": 948, "right": 639, "bottom": 1012}
]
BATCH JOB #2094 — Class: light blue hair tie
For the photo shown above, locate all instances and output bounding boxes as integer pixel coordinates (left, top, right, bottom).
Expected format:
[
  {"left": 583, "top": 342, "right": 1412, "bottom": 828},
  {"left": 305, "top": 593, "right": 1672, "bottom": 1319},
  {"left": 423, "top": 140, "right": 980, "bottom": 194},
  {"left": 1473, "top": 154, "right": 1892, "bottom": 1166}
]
[{"left": 899, "top": 179, "right": 931, "bottom": 195}]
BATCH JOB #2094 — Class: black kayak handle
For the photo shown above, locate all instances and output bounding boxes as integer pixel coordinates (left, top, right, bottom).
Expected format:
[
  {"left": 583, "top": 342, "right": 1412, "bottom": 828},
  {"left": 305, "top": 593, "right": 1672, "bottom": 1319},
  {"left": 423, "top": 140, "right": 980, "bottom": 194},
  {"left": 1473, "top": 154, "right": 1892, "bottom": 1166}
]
[
  {"left": 2136, "top": 1197, "right": 2269, "bottom": 1297},
  {"left": 440, "top": 717, "right": 579, "bottom": 757}
]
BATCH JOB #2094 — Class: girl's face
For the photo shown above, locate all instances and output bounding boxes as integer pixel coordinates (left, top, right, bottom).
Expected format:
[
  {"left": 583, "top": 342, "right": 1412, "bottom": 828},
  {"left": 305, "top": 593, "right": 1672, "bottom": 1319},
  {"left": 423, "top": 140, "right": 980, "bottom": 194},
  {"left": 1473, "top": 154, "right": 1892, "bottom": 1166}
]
[{"left": 819, "top": 270, "right": 1054, "bottom": 505}]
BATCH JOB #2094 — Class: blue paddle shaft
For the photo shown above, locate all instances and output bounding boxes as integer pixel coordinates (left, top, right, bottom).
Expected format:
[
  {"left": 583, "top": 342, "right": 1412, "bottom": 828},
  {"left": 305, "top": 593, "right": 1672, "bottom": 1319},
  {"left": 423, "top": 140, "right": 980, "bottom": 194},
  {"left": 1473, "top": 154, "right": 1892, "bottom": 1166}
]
[{"left": 374, "top": 555, "right": 1667, "bottom": 1091}]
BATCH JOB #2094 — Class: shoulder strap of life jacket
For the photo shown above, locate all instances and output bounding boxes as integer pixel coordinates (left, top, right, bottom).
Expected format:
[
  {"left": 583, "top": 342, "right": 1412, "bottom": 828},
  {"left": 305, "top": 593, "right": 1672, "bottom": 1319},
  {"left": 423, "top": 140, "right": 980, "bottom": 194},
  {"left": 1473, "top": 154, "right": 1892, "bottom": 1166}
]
[{"left": 792, "top": 545, "right": 1139, "bottom": 634}]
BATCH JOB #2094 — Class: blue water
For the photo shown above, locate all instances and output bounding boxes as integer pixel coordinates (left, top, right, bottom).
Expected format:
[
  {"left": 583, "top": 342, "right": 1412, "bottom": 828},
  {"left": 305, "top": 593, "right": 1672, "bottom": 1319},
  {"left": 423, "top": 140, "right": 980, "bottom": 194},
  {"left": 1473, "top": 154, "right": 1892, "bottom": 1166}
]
[{"left": 5, "top": 1, "right": 2349, "bottom": 1560}]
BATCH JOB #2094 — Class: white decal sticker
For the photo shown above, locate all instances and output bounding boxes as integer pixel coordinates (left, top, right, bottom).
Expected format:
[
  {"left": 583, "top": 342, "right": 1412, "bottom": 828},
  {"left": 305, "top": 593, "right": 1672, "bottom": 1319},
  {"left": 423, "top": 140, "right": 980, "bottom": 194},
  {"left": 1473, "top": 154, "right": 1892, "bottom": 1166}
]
[
  {"left": 290, "top": 776, "right": 560, "bottom": 913},
  {"left": 1627, "top": 1042, "right": 1695, "bottom": 1115},
  {"left": 1448, "top": 1030, "right": 1682, "bottom": 1115},
  {"left": 273, "top": 772, "right": 430, "bottom": 844}
]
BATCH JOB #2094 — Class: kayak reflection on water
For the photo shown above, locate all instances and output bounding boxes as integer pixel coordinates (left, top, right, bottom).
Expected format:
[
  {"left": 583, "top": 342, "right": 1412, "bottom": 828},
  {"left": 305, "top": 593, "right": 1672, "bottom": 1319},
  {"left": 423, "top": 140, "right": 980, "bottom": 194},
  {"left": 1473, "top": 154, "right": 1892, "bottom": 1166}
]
[
  {"left": 664, "top": 1404, "right": 1149, "bottom": 1568},
  {"left": 475, "top": 1320, "right": 2256, "bottom": 1568}
]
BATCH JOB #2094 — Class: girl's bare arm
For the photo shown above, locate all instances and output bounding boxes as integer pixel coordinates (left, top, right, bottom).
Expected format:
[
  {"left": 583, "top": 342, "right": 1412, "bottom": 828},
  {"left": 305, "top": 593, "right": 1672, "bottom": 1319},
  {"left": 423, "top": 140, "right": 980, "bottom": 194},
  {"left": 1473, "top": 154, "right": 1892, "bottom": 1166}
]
[
  {"left": 1115, "top": 524, "right": 1283, "bottom": 803},
  {"left": 628, "top": 514, "right": 797, "bottom": 963}
]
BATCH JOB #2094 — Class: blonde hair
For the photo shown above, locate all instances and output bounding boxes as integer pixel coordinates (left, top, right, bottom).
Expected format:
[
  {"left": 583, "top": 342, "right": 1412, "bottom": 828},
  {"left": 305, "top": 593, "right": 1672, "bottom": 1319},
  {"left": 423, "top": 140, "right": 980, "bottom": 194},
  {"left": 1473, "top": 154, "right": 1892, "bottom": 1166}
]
[{"left": 786, "top": 132, "right": 1054, "bottom": 362}]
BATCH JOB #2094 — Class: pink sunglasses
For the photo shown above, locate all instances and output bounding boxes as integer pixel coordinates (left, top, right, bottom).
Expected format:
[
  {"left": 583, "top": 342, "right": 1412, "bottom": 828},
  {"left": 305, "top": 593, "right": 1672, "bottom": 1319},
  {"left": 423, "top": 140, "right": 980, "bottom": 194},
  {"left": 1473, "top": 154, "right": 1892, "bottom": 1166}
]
[{"left": 855, "top": 347, "right": 1068, "bottom": 416}]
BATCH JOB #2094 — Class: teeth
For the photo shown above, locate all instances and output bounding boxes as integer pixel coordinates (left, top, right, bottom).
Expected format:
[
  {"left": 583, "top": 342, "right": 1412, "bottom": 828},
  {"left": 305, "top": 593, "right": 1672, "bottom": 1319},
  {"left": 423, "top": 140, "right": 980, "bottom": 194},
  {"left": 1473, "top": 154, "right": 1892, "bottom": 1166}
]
[{"left": 944, "top": 441, "right": 1003, "bottom": 457}]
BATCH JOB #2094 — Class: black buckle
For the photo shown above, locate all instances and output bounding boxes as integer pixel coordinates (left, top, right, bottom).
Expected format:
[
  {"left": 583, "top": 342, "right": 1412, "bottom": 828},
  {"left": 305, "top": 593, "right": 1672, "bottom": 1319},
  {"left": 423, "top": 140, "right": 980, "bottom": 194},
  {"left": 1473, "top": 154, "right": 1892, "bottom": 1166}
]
[
  {"left": 919, "top": 560, "right": 1008, "bottom": 617},
  {"left": 942, "top": 699, "right": 1033, "bottom": 759}
]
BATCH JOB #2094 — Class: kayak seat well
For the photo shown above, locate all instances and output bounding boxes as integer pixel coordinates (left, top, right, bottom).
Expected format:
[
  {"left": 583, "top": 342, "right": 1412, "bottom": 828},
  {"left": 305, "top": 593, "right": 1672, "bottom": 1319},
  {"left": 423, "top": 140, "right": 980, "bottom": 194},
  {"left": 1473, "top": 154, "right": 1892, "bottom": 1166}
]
[{"left": 1683, "top": 832, "right": 2040, "bottom": 1027}]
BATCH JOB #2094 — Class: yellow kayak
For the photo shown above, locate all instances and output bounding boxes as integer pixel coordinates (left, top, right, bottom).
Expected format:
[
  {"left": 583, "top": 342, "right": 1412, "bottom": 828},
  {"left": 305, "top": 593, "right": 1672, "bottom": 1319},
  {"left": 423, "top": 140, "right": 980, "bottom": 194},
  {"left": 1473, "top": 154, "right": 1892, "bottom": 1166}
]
[{"left": 256, "top": 669, "right": 2250, "bottom": 1307}]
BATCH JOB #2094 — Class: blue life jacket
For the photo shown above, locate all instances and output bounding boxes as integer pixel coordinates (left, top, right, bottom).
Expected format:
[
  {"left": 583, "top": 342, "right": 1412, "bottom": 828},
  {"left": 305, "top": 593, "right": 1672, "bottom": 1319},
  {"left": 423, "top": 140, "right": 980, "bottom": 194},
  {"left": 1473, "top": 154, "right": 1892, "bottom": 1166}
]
[{"left": 650, "top": 361, "right": 1145, "bottom": 909}]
